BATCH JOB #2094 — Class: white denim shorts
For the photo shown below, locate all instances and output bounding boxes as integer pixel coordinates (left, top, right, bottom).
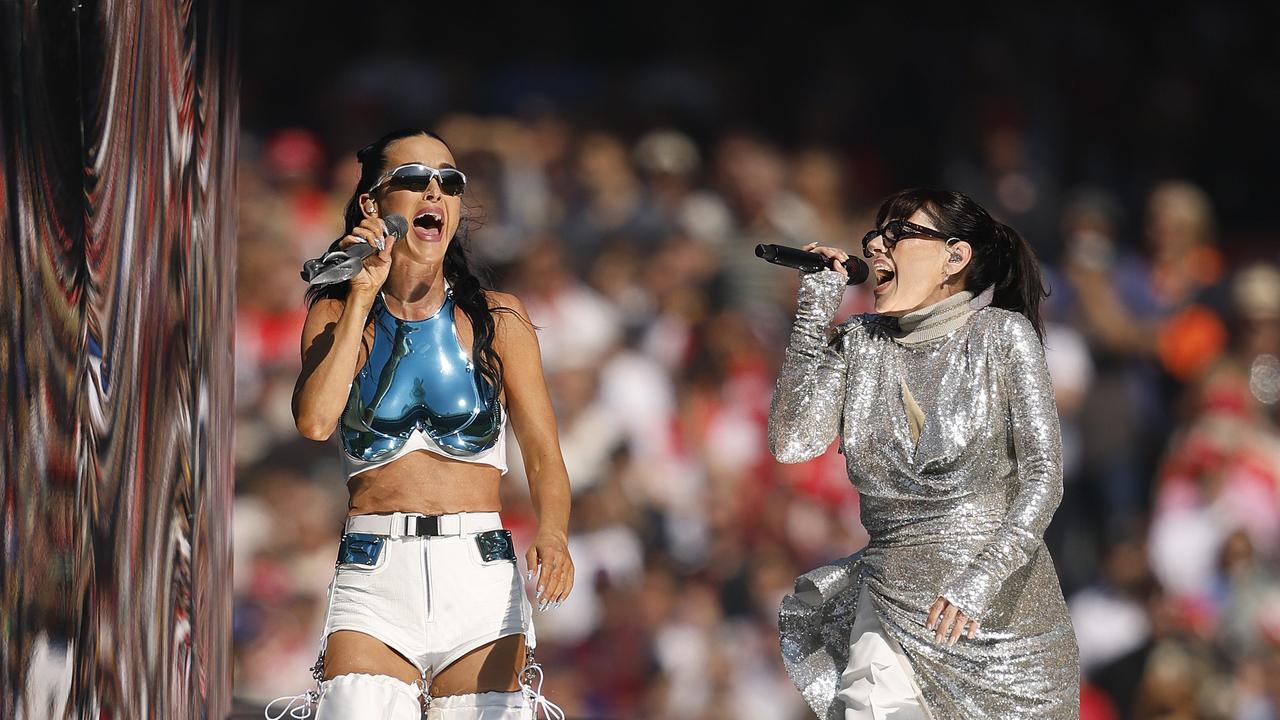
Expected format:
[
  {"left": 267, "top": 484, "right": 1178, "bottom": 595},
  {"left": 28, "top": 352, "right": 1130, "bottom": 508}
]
[{"left": 318, "top": 511, "right": 536, "bottom": 681}]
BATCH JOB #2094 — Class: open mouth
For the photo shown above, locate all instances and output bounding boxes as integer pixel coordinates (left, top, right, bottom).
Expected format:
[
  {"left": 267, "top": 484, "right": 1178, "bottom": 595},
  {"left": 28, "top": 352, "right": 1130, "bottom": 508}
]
[
  {"left": 412, "top": 210, "right": 444, "bottom": 240},
  {"left": 873, "top": 266, "right": 896, "bottom": 294}
]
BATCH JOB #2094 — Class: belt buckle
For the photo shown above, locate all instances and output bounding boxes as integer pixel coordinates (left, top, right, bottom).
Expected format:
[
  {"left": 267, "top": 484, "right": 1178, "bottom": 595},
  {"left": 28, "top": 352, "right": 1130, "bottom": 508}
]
[{"left": 408, "top": 515, "right": 440, "bottom": 536}]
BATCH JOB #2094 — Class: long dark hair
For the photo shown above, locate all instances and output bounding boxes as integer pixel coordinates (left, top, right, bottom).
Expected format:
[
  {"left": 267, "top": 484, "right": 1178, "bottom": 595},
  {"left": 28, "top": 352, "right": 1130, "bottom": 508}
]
[
  {"left": 306, "top": 128, "right": 508, "bottom": 391},
  {"left": 874, "top": 188, "right": 1049, "bottom": 342}
]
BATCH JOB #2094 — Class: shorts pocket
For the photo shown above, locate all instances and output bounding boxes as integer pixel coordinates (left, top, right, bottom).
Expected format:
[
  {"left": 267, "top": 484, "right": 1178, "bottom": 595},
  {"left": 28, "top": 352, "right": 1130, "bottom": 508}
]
[
  {"left": 335, "top": 532, "right": 393, "bottom": 576},
  {"left": 471, "top": 529, "right": 517, "bottom": 567}
]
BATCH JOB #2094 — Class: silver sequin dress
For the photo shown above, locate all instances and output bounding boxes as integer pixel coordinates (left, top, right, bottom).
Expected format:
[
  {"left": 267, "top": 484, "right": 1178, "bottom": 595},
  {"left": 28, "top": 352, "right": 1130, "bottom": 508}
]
[{"left": 771, "top": 271, "right": 1080, "bottom": 720}]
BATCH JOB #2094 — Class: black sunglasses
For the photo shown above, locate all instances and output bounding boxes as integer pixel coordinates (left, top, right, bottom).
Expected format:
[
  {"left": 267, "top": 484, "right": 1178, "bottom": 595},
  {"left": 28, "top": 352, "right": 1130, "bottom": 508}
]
[
  {"left": 861, "top": 219, "right": 960, "bottom": 258},
  {"left": 369, "top": 163, "right": 467, "bottom": 197}
]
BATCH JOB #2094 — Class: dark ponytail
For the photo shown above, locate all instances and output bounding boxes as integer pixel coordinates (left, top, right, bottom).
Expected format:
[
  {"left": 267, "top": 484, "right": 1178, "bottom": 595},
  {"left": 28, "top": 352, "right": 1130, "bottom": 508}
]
[
  {"left": 873, "top": 188, "right": 1049, "bottom": 342},
  {"left": 988, "top": 221, "right": 1046, "bottom": 341},
  {"left": 306, "top": 128, "right": 509, "bottom": 392}
]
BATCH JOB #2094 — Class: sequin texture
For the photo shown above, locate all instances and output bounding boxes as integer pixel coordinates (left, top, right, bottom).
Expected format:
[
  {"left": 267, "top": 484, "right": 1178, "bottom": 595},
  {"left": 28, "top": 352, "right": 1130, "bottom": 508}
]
[{"left": 771, "top": 271, "right": 1080, "bottom": 720}]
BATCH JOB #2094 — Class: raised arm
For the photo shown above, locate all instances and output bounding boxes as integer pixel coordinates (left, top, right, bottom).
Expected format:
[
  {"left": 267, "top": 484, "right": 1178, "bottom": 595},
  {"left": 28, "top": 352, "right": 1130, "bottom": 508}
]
[
  {"left": 767, "top": 270, "right": 851, "bottom": 463},
  {"left": 293, "top": 217, "right": 395, "bottom": 440},
  {"left": 292, "top": 294, "right": 374, "bottom": 440},
  {"left": 493, "top": 292, "right": 575, "bottom": 611},
  {"left": 940, "top": 312, "right": 1064, "bottom": 620}
]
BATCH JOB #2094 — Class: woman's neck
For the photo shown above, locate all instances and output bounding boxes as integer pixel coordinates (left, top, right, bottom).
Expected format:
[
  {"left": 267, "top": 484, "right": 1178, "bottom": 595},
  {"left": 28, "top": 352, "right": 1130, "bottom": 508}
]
[{"left": 380, "top": 259, "right": 448, "bottom": 320}]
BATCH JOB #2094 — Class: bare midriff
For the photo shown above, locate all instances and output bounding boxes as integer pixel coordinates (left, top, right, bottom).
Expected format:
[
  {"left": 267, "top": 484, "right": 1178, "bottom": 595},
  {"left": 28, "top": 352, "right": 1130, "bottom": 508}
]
[{"left": 345, "top": 449, "right": 504, "bottom": 517}]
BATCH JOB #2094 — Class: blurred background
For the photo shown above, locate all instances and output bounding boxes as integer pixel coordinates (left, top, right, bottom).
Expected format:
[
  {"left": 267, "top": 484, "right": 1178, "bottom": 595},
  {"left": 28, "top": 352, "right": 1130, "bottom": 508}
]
[{"left": 233, "top": 3, "right": 1280, "bottom": 718}]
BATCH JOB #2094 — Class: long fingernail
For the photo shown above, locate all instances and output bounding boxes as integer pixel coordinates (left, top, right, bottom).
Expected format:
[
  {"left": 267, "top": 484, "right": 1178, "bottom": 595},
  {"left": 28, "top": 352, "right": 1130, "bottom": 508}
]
[
  {"left": 536, "top": 586, "right": 544, "bottom": 599},
  {"left": 526, "top": 570, "right": 533, "bottom": 580}
]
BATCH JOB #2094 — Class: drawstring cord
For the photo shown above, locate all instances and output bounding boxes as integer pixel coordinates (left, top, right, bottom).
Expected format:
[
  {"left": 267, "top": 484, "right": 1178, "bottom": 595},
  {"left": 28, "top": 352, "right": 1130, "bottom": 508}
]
[
  {"left": 263, "top": 689, "right": 317, "bottom": 720},
  {"left": 519, "top": 661, "right": 565, "bottom": 720},
  {"left": 263, "top": 646, "right": 327, "bottom": 719}
]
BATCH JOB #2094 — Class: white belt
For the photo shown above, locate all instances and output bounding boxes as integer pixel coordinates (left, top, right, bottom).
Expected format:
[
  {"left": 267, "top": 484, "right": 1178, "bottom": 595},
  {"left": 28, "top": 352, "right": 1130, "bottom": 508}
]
[{"left": 343, "top": 511, "right": 502, "bottom": 538}]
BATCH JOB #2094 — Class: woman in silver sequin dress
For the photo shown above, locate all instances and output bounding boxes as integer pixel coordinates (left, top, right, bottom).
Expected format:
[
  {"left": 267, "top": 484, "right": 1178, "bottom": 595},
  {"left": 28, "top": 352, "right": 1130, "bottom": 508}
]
[{"left": 770, "top": 189, "right": 1080, "bottom": 719}]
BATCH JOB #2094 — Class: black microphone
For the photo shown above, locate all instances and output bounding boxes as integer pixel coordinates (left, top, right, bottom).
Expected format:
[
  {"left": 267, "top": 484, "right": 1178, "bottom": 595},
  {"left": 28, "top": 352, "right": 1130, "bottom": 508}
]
[
  {"left": 755, "top": 243, "right": 870, "bottom": 285},
  {"left": 300, "top": 214, "right": 409, "bottom": 286}
]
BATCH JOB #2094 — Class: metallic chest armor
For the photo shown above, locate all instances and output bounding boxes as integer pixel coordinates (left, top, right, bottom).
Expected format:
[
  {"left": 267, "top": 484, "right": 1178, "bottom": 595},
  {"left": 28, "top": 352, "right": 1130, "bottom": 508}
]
[{"left": 340, "top": 288, "right": 503, "bottom": 462}]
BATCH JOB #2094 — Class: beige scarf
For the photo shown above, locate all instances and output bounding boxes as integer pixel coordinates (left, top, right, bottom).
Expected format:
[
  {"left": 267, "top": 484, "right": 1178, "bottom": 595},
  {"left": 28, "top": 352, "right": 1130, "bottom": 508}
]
[{"left": 887, "top": 285, "right": 996, "bottom": 444}]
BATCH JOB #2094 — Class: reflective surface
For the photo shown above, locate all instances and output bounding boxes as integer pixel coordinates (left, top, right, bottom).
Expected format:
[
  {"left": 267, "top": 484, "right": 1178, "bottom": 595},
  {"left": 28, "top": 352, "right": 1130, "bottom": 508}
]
[
  {"left": 0, "top": 1, "right": 237, "bottom": 717},
  {"left": 341, "top": 290, "right": 503, "bottom": 462},
  {"left": 771, "top": 271, "right": 1079, "bottom": 720}
]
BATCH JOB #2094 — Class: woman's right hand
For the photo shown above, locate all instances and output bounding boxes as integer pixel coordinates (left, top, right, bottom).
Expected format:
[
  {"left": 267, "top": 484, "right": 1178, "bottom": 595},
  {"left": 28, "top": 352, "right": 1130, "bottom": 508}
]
[
  {"left": 803, "top": 242, "right": 850, "bottom": 277},
  {"left": 340, "top": 216, "right": 397, "bottom": 299}
]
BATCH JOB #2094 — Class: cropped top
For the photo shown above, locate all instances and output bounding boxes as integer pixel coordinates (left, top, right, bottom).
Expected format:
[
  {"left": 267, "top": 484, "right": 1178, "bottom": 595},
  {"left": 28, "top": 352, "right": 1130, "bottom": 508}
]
[{"left": 340, "top": 285, "right": 507, "bottom": 477}]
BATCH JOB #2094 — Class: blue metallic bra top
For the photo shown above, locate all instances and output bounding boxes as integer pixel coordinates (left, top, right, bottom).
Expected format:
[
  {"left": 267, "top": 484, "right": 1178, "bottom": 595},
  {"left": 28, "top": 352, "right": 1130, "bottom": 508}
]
[{"left": 340, "top": 287, "right": 504, "bottom": 462}]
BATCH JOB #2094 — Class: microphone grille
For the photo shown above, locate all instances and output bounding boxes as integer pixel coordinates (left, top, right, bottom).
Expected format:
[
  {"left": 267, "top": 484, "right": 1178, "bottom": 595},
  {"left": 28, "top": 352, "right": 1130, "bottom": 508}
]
[
  {"left": 383, "top": 214, "right": 409, "bottom": 240},
  {"left": 755, "top": 243, "right": 778, "bottom": 261},
  {"left": 846, "top": 257, "right": 870, "bottom": 285}
]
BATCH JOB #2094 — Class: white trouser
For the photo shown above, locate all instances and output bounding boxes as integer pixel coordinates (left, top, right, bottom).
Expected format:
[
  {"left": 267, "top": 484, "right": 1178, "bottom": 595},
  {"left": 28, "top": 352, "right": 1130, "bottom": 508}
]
[
  {"left": 426, "top": 691, "right": 531, "bottom": 719},
  {"left": 297, "top": 676, "right": 561, "bottom": 720},
  {"left": 309, "top": 676, "right": 534, "bottom": 719},
  {"left": 322, "top": 512, "right": 534, "bottom": 677},
  {"left": 837, "top": 582, "right": 933, "bottom": 720},
  {"left": 308, "top": 677, "right": 558, "bottom": 719},
  {"left": 313, "top": 673, "right": 423, "bottom": 720}
]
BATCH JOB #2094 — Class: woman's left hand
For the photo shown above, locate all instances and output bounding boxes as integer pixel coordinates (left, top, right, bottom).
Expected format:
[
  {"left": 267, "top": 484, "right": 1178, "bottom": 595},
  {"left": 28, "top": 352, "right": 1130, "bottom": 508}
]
[
  {"left": 526, "top": 530, "right": 574, "bottom": 612},
  {"left": 927, "top": 596, "right": 980, "bottom": 645}
]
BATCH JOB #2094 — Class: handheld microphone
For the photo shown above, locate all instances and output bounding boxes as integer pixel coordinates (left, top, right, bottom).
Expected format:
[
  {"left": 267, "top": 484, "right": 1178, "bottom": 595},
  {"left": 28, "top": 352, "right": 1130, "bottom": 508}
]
[
  {"left": 300, "top": 215, "right": 409, "bottom": 286},
  {"left": 755, "top": 243, "right": 870, "bottom": 286}
]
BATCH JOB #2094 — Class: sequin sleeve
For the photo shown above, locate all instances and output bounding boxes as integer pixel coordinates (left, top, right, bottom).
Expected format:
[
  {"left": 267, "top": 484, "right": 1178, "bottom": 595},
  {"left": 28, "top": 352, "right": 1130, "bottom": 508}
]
[
  {"left": 941, "top": 312, "right": 1064, "bottom": 619},
  {"left": 768, "top": 270, "right": 850, "bottom": 464}
]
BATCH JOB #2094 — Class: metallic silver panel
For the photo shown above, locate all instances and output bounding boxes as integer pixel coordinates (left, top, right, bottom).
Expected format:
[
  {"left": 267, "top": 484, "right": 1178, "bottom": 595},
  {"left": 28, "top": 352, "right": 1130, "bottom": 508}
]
[{"left": 0, "top": 1, "right": 237, "bottom": 717}]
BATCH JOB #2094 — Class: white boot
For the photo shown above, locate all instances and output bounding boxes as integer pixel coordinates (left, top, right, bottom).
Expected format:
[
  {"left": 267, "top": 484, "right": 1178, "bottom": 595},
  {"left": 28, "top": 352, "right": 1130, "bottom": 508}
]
[
  {"left": 420, "top": 659, "right": 565, "bottom": 719},
  {"left": 425, "top": 691, "right": 530, "bottom": 719},
  {"left": 314, "top": 672, "right": 422, "bottom": 720}
]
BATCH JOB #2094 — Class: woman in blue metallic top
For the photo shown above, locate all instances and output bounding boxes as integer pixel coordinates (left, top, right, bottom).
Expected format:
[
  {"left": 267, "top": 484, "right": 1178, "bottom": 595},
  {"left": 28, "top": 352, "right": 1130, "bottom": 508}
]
[{"left": 287, "top": 129, "right": 573, "bottom": 719}]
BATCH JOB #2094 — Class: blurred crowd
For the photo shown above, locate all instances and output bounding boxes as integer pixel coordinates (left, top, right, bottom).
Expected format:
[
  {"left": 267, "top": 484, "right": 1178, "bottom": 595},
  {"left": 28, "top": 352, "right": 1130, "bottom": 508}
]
[{"left": 231, "top": 114, "right": 1280, "bottom": 719}]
